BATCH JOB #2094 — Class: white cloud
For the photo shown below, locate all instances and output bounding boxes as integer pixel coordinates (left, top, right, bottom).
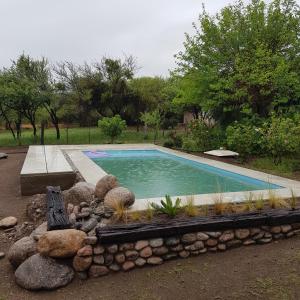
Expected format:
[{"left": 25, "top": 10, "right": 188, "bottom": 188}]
[{"left": 0, "top": 0, "right": 268, "bottom": 76}]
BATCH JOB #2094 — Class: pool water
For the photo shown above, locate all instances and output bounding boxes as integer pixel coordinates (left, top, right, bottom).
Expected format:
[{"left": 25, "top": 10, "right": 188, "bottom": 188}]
[{"left": 85, "top": 150, "right": 280, "bottom": 199}]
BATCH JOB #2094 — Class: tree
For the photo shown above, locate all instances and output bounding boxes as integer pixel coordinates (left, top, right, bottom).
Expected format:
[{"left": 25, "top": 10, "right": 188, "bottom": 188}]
[
  {"left": 54, "top": 62, "right": 103, "bottom": 126},
  {"left": 96, "top": 56, "right": 137, "bottom": 116},
  {"left": 0, "top": 71, "right": 17, "bottom": 139},
  {"left": 98, "top": 115, "right": 127, "bottom": 143},
  {"left": 175, "top": 0, "right": 300, "bottom": 124},
  {"left": 140, "top": 110, "right": 161, "bottom": 143},
  {"left": 10, "top": 55, "right": 51, "bottom": 138},
  {"left": 130, "top": 77, "right": 180, "bottom": 131}
]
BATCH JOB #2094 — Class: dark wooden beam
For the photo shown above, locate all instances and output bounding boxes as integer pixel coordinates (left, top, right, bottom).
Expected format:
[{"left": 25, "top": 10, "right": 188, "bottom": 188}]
[
  {"left": 46, "top": 186, "right": 70, "bottom": 231},
  {"left": 96, "top": 209, "right": 300, "bottom": 244}
]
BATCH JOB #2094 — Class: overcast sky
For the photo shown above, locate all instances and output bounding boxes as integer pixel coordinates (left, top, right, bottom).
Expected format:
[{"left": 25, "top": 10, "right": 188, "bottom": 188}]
[{"left": 1, "top": 0, "right": 252, "bottom": 76}]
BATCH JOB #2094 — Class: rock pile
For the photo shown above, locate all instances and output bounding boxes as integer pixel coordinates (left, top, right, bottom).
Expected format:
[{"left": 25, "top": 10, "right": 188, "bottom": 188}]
[
  {"left": 6, "top": 174, "right": 136, "bottom": 290},
  {"left": 65, "top": 175, "right": 135, "bottom": 235}
]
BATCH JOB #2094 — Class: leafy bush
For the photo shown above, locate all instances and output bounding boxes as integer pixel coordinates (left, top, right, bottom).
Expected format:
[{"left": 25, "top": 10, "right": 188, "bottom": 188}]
[
  {"left": 163, "top": 139, "right": 175, "bottom": 148},
  {"left": 262, "top": 116, "right": 300, "bottom": 164},
  {"left": 226, "top": 122, "right": 264, "bottom": 161},
  {"left": 98, "top": 115, "right": 127, "bottom": 143},
  {"left": 182, "top": 137, "right": 199, "bottom": 152},
  {"left": 151, "top": 195, "right": 181, "bottom": 218},
  {"left": 164, "top": 131, "right": 183, "bottom": 148},
  {"left": 183, "top": 119, "right": 223, "bottom": 152}
]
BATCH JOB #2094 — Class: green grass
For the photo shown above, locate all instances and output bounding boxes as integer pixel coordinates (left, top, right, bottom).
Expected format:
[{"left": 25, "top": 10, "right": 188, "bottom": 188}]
[
  {"left": 0, "top": 127, "right": 170, "bottom": 147},
  {"left": 246, "top": 157, "right": 300, "bottom": 178}
]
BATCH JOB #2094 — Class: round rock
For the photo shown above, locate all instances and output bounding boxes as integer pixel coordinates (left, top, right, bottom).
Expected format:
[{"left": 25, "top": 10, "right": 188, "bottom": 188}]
[
  {"left": 63, "top": 182, "right": 95, "bottom": 207},
  {"left": 37, "top": 229, "right": 86, "bottom": 258},
  {"left": 8, "top": 236, "right": 37, "bottom": 267},
  {"left": 95, "top": 175, "right": 119, "bottom": 200},
  {"left": 0, "top": 216, "right": 18, "bottom": 229},
  {"left": 15, "top": 254, "right": 74, "bottom": 290},
  {"left": 104, "top": 187, "right": 135, "bottom": 209}
]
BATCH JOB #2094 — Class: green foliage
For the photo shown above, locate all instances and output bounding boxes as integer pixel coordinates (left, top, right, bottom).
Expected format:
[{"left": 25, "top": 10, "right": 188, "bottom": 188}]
[
  {"left": 184, "top": 196, "right": 198, "bottom": 217},
  {"left": 182, "top": 137, "right": 199, "bottom": 152},
  {"left": 151, "top": 195, "right": 181, "bottom": 218},
  {"left": 97, "top": 115, "right": 127, "bottom": 143},
  {"left": 183, "top": 119, "right": 223, "bottom": 152},
  {"left": 163, "top": 131, "right": 183, "bottom": 148},
  {"left": 140, "top": 110, "right": 161, "bottom": 143},
  {"left": 226, "top": 122, "right": 264, "bottom": 160},
  {"left": 175, "top": 0, "right": 300, "bottom": 123},
  {"left": 263, "top": 116, "right": 300, "bottom": 164}
]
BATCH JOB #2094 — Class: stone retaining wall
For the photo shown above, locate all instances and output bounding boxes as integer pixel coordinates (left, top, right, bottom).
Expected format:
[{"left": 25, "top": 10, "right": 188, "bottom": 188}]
[{"left": 72, "top": 223, "right": 300, "bottom": 279}]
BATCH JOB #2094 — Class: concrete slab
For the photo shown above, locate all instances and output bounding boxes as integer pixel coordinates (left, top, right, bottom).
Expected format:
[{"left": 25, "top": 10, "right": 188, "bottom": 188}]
[
  {"left": 45, "top": 145, "right": 73, "bottom": 173},
  {"left": 20, "top": 145, "right": 75, "bottom": 195},
  {"left": 204, "top": 150, "right": 239, "bottom": 157},
  {"left": 20, "top": 146, "right": 47, "bottom": 175}
]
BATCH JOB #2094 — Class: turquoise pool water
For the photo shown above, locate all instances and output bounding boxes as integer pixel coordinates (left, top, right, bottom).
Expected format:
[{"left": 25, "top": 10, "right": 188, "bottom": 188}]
[{"left": 85, "top": 150, "right": 281, "bottom": 199}]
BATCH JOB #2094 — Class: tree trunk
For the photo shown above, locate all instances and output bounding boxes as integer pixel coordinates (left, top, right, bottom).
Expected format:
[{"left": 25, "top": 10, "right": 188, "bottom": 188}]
[
  {"left": 40, "top": 120, "right": 46, "bottom": 145},
  {"left": 54, "top": 122, "right": 60, "bottom": 140},
  {"left": 15, "top": 118, "right": 22, "bottom": 146}
]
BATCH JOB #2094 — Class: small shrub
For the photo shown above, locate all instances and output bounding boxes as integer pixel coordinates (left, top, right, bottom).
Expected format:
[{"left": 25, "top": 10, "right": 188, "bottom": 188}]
[
  {"left": 254, "top": 194, "right": 265, "bottom": 211},
  {"left": 184, "top": 196, "right": 198, "bottom": 217},
  {"left": 163, "top": 139, "right": 175, "bottom": 148},
  {"left": 290, "top": 189, "right": 297, "bottom": 210},
  {"left": 111, "top": 201, "right": 128, "bottom": 222},
  {"left": 146, "top": 203, "right": 154, "bottom": 220},
  {"left": 263, "top": 116, "right": 300, "bottom": 165},
  {"left": 268, "top": 191, "right": 288, "bottom": 209},
  {"left": 151, "top": 195, "right": 181, "bottom": 218},
  {"left": 98, "top": 115, "right": 127, "bottom": 143},
  {"left": 182, "top": 137, "right": 199, "bottom": 152},
  {"left": 183, "top": 119, "right": 223, "bottom": 152},
  {"left": 242, "top": 192, "right": 254, "bottom": 212},
  {"left": 164, "top": 131, "right": 183, "bottom": 149},
  {"left": 201, "top": 204, "right": 209, "bottom": 216},
  {"left": 213, "top": 194, "right": 226, "bottom": 215},
  {"left": 227, "top": 201, "right": 239, "bottom": 214},
  {"left": 130, "top": 211, "right": 141, "bottom": 221},
  {"left": 226, "top": 122, "right": 264, "bottom": 161}
]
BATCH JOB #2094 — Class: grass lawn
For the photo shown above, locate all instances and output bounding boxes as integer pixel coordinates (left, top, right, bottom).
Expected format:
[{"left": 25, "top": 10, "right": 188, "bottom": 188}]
[
  {"left": 245, "top": 157, "right": 300, "bottom": 180},
  {"left": 0, "top": 127, "right": 170, "bottom": 147}
]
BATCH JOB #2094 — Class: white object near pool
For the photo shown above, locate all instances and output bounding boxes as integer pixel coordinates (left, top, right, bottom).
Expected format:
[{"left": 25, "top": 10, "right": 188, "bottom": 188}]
[
  {"left": 21, "top": 144, "right": 300, "bottom": 211},
  {"left": 204, "top": 150, "right": 239, "bottom": 157}
]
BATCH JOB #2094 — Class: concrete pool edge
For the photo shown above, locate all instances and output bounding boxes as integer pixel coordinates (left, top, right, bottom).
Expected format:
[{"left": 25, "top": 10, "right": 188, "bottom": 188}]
[{"left": 61, "top": 144, "right": 300, "bottom": 211}]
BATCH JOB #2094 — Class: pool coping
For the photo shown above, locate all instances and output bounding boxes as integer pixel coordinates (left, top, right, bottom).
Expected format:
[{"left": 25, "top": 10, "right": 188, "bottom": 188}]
[{"left": 61, "top": 144, "right": 300, "bottom": 212}]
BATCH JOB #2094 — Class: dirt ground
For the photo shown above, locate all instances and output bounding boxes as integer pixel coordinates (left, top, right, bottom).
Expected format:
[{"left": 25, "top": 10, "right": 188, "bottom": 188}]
[{"left": 1, "top": 149, "right": 300, "bottom": 300}]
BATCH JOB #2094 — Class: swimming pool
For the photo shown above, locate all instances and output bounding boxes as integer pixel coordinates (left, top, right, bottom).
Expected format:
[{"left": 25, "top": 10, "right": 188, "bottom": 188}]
[{"left": 84, "top": 149, "right": 280, "bottom": 199}]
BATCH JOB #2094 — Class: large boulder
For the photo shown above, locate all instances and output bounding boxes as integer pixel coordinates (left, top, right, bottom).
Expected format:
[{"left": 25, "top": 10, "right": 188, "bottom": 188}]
[
  {"left": 15, "top": 254, "right": 74, "bottom": 290},
  {"left": 104, "top": 187, "right": 135, "bottom": 209},
  {"left": 95, "top": 175, "right": 119, "bottom": 200},
  {"left": 63, "top": 182, "right": 95, "bottom": 207},
  {"left": 26, "top": 194, "right": 47, "bottom": 222},
  {"left": 0, "top": 216, "right": 18, "bottom": 229},
  {"left": 7, "top": 236, "right": 37, "bottom": 267},
  {"left": 37, "top": 229, "right": 86, "bottom": 258}
]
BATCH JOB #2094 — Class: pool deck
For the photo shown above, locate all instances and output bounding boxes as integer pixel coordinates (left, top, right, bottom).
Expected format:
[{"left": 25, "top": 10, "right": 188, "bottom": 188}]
[{"left": 21, "top": 144, "right": 300, "bottom": 211}]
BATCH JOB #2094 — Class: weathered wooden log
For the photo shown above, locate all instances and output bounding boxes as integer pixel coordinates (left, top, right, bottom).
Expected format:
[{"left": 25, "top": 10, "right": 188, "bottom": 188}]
[
  {"left": 96, "top": 209, "right": 300, "bottom": 244},
  {"left": 46, "top": 186, "right": 70, "bottom": 231}
]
